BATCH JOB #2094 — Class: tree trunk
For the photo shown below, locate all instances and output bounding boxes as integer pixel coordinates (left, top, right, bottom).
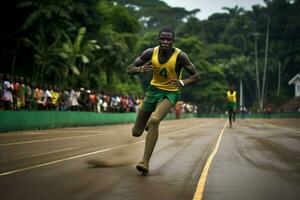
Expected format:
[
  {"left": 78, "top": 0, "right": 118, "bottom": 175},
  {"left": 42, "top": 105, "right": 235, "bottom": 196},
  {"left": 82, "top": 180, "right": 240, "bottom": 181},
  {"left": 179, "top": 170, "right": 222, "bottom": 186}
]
[
  {"left": 239, "top": 77, "right": 243, "bottom": 111},
  {"left": 276, "top": 61, "right": 281, "bottom": 97},
  {"left": 260, "top": 16, "right": 270, "bottom": 110},
  {"left": 254, "top": 33, "right": 261, "bottom": 109}
]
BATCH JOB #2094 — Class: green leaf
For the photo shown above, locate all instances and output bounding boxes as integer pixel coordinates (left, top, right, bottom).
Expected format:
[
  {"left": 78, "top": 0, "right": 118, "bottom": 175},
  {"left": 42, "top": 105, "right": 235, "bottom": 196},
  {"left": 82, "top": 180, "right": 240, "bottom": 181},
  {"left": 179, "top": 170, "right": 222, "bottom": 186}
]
[
  {"left": 81, "top": 55, "right": 89, "bottom": 63},
  {"left": 59, "top": 52, "right": 68, "bottom": 59},
  {"left": 70, "top": 65, "right": 80, "bottom": 75}
]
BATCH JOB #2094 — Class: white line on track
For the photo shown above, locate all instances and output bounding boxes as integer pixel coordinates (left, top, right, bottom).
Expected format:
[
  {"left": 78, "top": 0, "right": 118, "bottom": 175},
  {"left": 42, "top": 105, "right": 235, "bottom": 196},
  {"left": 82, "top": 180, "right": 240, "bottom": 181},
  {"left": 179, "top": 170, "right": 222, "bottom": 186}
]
[
  {"left": 20, "top": 130, "right": 108, "bottom": 135},
  {"left": 10, "top": 148, "right": 76, "bottom": 161},
  {"left": 0, "top": 141, "right": 144, "bottom": 176},
  {"left": 54, "top": 130, "right": 114, "bottom": 133},
  {"left": 0, "top": 132, "right": 115, "bottom": 146},
  {"left": 251, "top": 119, "right": 300, "bottom": 133},
  {"left": 0, "top": 130, "right": 109, "bottom": 136},
  {"left": 0, "top": 119, "right": 222, "bottom": 177},
  {"left": 0, "top": 119, "right": 219, "bottom": 146}
]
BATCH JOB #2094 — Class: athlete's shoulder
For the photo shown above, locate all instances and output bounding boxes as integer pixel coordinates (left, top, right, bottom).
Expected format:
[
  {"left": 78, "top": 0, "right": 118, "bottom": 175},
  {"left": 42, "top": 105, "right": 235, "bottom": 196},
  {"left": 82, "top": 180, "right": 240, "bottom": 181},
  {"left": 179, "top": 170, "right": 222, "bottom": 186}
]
[
  {"left": 177, "top": 50, "right": 190, "bottom": 64},
  {"left": 140, "top": 47, "right": 155, "bottom": 60},
  {"left": 178, "top": 50, "right": 187, "bottom": 58},
  {"left": 143, "top": 47, "right": 157, "bottom": 54}
]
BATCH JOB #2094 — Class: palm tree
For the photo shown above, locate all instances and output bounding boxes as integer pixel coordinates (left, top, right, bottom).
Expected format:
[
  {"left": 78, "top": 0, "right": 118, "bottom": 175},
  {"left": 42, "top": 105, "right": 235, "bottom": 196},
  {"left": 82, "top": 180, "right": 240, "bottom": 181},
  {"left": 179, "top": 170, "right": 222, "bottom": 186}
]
[
  {"left": 18, "top": 0, "right": 73, "bottom": 84},
  {"left": 97, "top": 30, "right": 129, "bottom": 86},
  {"left": 17, "top": 0, "right": 71, "bottom": 30},
  {"left": 222, "top": 5, "right": 245, "bottom": 18},
  {"left": 60, "top": 27, "right": 100, "bottom": 84},
  {"left": 23, "top": 30, "right": 63, "bottom": 82}
]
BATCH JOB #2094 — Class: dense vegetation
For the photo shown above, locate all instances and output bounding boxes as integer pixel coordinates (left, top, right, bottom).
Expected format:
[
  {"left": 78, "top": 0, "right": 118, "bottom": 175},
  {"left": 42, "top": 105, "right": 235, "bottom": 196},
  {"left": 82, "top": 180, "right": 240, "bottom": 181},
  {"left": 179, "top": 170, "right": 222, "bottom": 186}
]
[{"left": 1, "top": 0, "right": 299, "bottom": 112}]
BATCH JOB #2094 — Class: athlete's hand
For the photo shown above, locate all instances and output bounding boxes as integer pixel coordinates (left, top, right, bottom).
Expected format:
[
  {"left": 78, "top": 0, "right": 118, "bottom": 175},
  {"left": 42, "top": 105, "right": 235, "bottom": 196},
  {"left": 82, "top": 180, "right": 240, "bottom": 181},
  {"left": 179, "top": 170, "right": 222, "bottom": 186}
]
[
  {"left": 170, "top": 78, "right": 183, "bottom": 88},
  {"left": 139, "top": 61, "right": 153, "bottom": 73}
]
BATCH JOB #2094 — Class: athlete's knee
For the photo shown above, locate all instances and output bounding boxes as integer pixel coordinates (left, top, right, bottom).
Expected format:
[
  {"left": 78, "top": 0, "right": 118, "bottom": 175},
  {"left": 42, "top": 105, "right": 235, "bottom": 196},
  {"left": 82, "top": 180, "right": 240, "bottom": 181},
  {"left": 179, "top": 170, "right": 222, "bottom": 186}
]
[
  {"left": 132, "top": 127, "right": 143, "bottom": 137},
  {"left": 148, "top": 115, "right": 160, "bottom": 128}
]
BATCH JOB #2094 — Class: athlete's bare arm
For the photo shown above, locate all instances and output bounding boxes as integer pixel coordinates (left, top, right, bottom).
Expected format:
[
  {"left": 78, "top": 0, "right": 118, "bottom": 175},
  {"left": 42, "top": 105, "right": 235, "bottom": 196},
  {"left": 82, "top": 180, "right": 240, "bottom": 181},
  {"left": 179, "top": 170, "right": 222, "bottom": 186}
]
[
  {"left": 127, "top": 48, "right": 154, "bottom": 75},
  {"left": 170, "top": 51, "right": 200, "bottom": 87}
]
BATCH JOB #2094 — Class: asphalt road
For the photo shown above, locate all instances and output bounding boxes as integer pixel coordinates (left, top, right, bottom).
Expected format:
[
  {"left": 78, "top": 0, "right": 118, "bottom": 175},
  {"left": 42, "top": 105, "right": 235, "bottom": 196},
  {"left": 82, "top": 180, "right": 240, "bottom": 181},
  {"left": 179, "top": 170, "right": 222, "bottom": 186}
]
[{"left": 0, "top": 118, "right": 299, "bottom": 200}]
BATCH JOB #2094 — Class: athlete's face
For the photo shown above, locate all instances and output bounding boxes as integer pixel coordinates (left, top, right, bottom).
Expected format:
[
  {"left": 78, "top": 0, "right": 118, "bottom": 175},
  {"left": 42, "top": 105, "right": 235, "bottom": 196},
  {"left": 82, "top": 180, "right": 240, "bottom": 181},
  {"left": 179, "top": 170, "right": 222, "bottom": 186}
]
[{"left": 158, "top": 32, "right": 174, "bottom": 52}]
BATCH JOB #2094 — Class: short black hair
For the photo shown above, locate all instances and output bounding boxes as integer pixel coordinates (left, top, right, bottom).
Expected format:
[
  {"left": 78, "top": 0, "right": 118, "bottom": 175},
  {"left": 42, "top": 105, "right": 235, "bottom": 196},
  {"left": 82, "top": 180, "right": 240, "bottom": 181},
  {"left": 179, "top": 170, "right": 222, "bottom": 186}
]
[{"left": 158, "top": 28, "right": 175, "bottom": 39}]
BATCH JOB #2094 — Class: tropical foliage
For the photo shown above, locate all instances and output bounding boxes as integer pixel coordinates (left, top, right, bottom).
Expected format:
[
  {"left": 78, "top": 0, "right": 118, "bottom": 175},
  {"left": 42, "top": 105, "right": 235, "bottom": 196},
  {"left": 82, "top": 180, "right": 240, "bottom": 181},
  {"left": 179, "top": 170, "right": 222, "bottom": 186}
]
[{"left": 1, "top": 0, "right": 299, "bottom": 112}]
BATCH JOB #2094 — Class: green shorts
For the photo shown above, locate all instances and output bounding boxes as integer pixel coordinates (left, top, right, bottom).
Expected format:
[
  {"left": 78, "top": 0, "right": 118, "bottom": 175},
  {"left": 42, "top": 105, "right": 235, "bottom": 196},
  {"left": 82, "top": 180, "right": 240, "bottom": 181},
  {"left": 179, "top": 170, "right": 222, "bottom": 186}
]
[
  {"left": 227, "top": 102, "right": 237, "bottom": 112},
  {"left": 141, "top": 85, "right": 179, "bottom": 112}
]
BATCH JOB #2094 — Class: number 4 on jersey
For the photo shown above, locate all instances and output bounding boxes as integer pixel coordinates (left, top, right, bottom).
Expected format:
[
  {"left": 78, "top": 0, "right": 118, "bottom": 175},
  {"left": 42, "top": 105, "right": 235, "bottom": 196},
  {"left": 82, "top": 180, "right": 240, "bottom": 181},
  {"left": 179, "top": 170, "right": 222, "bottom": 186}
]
[{"left": 159, "top": 68, "right": 168, "bottom": 79}]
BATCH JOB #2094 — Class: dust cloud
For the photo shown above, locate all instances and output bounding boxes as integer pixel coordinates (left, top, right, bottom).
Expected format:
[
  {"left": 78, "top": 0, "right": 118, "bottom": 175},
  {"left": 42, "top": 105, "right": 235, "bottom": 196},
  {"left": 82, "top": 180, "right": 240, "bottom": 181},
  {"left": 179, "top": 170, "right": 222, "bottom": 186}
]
[{"left": 87, "top": 140, "right": 144, "bottom": 168}]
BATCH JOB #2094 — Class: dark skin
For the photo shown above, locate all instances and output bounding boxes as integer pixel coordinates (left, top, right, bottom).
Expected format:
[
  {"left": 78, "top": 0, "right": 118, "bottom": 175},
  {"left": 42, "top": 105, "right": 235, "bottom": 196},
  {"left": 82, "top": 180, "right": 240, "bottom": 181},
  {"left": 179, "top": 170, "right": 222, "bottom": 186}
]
[
  {"left": 127, "top": 31, "right": 200, "bottom": 87},
  {"left": 127, "top": 31, "right": 200, "bottom": 137},
  {"left": 227, "top": 86, "right": 236, "bottom": 127},
  {"left": 127, "top": 31, "right": 201, "bottom": 172}
]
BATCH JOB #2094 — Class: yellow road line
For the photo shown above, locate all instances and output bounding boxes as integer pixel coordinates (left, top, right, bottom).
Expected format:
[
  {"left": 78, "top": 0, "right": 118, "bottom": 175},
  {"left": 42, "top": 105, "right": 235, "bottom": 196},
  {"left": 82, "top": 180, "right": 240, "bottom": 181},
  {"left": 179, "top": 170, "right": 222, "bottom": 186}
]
[{"left": 192, "top": 121, "right": 228, "bottom": 200}]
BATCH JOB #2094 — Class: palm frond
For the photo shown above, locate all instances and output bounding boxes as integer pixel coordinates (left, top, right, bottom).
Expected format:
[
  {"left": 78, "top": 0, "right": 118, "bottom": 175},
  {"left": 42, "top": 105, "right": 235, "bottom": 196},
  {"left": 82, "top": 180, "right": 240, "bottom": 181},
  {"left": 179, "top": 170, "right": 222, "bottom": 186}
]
[{"left": 23, "top": 10, "right": 42, "bottom": 29}]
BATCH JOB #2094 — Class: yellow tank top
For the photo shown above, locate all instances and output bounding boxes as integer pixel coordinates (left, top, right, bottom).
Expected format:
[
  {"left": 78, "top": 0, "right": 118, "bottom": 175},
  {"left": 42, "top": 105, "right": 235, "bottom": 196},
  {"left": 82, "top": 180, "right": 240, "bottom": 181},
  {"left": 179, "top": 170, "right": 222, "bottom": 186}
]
[
  {"left": 227, "top": 91, "right": 236, "bottom": 103},
  {"left": 150, "top": 46, "right": 182, "bottom": 91}
]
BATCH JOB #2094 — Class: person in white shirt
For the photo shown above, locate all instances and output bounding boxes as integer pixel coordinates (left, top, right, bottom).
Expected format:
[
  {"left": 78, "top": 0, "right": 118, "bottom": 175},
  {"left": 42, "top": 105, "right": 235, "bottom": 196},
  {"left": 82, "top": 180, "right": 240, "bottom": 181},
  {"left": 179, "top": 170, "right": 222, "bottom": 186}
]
[
  {"left": 2, "top": 74, "right": 13, "bottom": 110},
  {"left": 69, "top": 88, "right": 80, "bottom": 111}
]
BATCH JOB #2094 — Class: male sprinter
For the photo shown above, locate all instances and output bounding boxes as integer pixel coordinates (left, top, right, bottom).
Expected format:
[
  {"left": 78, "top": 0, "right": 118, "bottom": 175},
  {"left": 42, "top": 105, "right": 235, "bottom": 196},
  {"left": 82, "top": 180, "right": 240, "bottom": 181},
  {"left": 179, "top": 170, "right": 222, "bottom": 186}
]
[
  {"left": 227, "top": 86, "right": 237, "bottom": 128},
  {"left": 127, "top": 28, "right": 200, "bottom": 174}
]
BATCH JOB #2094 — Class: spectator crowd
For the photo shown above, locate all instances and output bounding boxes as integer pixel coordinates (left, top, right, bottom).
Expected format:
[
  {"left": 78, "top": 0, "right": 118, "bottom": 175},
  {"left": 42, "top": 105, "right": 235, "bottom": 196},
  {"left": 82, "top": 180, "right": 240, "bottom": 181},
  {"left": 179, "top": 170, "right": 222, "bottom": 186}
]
[
  {"left": 0, "top": 73, "right": 144, "bottom": 113},
  {"left": 0, "top": 73, "right": 197, "bottom": 115}
]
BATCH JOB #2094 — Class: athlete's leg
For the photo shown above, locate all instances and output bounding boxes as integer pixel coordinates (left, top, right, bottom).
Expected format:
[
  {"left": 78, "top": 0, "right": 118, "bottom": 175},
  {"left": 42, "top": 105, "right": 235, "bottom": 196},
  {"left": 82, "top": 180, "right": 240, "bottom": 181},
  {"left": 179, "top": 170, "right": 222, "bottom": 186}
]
[
  {"left": 228, "top": 109, "right": 233, "bottom": 128},
  {"left": 132, "top": 110, "right": 152, "bottom": 137},
  {"left": 138, "top": 98, "right": 172, "bottom": 171},
  {"left": 233, "top": 110, "right": 236, "bottom": 122},
  {"left": 232, "top": 104, "right": 236, "bottom": 122}
]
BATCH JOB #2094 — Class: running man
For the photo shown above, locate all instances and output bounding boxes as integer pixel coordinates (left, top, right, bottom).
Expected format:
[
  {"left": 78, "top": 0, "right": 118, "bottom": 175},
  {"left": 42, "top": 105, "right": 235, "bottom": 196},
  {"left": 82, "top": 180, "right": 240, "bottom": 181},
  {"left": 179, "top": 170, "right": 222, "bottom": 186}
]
[
  {"left": 127, "top": 28, "right": 200, "bottom": 174},
  {"left": 227, "top": 86, "right": 237, "bottom": 128}
]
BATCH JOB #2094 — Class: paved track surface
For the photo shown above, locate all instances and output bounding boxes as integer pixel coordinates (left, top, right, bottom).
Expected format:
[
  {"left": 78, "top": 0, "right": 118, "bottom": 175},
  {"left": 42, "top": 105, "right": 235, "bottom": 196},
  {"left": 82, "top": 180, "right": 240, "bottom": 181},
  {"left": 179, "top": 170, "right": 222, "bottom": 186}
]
[{"left": 0, "top": 118, "right": 299, "bottom": 200}]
